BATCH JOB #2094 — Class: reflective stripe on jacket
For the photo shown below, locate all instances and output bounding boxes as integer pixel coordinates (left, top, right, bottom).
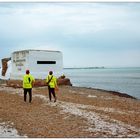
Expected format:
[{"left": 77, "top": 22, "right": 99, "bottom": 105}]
[
  {"left": 46, "top": 74, "right": 57, "bottom": 88},
  {"left": 23, "top": 74, "right": 35, "bottom": 89}
]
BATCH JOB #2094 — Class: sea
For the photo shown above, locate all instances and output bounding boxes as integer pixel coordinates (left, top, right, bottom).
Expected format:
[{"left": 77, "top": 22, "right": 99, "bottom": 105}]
[{"left": 63, "top": 67, "right": 140, "bottom": 99}]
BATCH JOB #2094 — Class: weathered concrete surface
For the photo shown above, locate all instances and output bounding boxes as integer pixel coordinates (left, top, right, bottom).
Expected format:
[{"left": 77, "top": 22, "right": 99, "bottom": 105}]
[{"left": 1, "top": 58, "right": 11, "bottom": 76}]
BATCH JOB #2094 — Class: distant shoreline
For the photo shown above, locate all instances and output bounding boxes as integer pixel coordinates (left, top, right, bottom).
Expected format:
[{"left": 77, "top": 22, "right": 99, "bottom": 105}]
[
  {"left": 64, "top": 67, "right": 105, "bottom": 69},
  {"left": 63, "top": 67, "right": 140, "bottom": 69}
]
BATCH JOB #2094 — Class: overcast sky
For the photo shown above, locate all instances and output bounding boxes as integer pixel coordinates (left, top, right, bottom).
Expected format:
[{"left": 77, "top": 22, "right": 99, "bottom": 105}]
[{"left": 0, "top": 2, "right": 140, "bottom": 67}]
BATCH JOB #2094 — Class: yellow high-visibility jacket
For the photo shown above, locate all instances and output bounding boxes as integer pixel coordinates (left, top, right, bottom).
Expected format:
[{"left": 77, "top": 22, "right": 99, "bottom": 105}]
[
  {"left": 23, "top": 74, "right": 35, "bottom": 89},
  {"left": 46, "top": 74, "right": 57, "bottom": 88}
]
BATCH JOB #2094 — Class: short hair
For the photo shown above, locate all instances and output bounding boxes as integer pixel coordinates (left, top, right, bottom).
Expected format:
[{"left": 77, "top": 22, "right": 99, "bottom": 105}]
[
  {"left": 49, "top": 71, "right": 53, "bottom": 75},
  {"left": 26, "top": 70, "right": 30, "bottom": 74}
]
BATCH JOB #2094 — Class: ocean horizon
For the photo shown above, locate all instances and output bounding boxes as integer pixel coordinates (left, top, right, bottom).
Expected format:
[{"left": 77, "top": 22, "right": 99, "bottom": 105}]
[{"left": 63, "top": 67, "right": 140, "bottom": 99}]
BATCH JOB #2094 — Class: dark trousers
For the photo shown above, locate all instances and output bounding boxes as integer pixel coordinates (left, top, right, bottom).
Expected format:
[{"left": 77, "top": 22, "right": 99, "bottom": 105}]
[
  {"left": 48, "top": 86, "right": 56, "bottom": 102},
  {"left": 24, "top": 88, "right": 32, "bottom": 103}
]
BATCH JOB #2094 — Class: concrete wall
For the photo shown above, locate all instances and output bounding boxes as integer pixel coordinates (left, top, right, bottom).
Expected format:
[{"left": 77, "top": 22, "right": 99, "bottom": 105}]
[
  {"left": 10, "top": 50, "right": 63, "bottom": 80},
  {"left": 28, "top": 50, "right": 63, "bottom": 79},
  {"left": 10, "top": 50, "right": 29, "bottom": 79}
]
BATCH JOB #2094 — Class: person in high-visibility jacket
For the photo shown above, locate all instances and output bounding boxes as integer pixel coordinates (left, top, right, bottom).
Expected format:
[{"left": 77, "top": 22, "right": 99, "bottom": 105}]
[
  {"left": 46, "top": 71, "right": 58, "bottom": 102},
  {"left": 23, "top": 70, "right": 35, "bottom": 103}
]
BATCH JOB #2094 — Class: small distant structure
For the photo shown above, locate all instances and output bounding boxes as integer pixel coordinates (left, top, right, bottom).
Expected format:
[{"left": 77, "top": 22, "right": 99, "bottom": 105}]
[{"left": 8, "top": 50, "right": 63, "bottom": 80}]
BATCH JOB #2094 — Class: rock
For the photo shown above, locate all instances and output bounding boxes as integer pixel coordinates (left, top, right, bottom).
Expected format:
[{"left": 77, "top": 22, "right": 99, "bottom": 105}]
[
  {"left": 6, "top": 80, "right": 22, "bottom": 88},
  {"left": 33, "top": 79, "right": 46, "bottom": 87},
  {"left": 6, "top": 76, "right": 72, "bottom": 88},
  {"left": 6, "top": 79, "right": 46, "bottom": 88},
  {"left": 57, "top": 76, "right": 72, "bottom": 86}
]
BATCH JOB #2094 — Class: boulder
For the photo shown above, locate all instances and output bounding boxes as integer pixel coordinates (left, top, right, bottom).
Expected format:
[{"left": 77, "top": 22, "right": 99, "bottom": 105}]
[
  {"left": 57, "top": 75, "right": 72, "bottom": 86},
  {"left": 33, "top": 79, "right": 46, "bottom": 87},
  {"left": 6, "top": 80, "right": 22, "bottom": 88},
  {"left": 6, "top": 79, "right": 46, "bottom": 88},
  {"left": 6, "top": 75, "right": 72, "bottom": 88}
]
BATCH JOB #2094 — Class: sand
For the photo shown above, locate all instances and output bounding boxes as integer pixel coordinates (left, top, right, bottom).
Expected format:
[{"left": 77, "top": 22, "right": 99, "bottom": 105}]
[{"left": 0, "top": 84, "right": 139, "bottom": 138}]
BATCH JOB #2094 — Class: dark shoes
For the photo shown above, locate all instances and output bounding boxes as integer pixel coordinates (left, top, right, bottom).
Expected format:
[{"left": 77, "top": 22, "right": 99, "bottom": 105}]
[
  {"left": 54, "top": 98, "right": 57, "bottom": 102},
  {"left": 49, "top": 99, "right": 56, "bottom": 102},
  {"left": 24, "top": 100, "right": 32, "bottom": 103}
]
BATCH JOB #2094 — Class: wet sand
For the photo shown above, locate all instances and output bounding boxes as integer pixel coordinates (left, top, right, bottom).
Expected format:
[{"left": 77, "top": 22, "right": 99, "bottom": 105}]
[{"left": 0, "top": 84, "right": 140, "bottom": 138}]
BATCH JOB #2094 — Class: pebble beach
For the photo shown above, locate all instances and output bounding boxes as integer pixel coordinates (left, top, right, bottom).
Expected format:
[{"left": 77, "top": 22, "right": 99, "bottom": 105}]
[{"left": 0, "top": 83, "right": 140, "bottom": 138}]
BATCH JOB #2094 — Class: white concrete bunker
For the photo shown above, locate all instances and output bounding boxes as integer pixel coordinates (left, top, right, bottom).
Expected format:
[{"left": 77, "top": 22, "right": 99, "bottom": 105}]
[{"left": 10, "top": 50, "right": 63, "bottom": 80}]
